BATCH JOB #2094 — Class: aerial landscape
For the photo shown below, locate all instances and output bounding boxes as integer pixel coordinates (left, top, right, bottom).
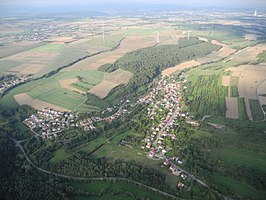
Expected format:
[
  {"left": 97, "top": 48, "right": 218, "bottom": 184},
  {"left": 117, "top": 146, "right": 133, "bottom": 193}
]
[{"left": 0, "top": 0, "right": 266, "bottom": 199}]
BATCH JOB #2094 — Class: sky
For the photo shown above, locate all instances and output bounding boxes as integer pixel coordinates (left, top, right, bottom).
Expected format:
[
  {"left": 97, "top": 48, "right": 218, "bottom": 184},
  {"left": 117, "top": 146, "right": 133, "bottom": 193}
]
[
  {"left": 1, "top": 0, "right": 266, "bottom": 7},
  {"left": 1, "top": 0, "right": 266, "bottom": 13}
]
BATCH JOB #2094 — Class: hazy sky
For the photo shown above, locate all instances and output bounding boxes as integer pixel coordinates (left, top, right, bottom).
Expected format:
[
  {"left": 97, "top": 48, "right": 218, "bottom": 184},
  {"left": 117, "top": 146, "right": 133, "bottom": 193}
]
[{"left": 1, "top": 0, "right": 266, "bottom": 7}]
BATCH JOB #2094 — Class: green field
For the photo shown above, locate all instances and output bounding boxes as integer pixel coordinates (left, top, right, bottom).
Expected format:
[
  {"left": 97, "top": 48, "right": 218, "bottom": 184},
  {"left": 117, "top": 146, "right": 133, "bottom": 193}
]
[
  {"left": 0, "top": 60, "right": 21, "bottom": 72},
  {"left": 212, "top": 174, "right": 266, "bottom": 200},
  {"left": 237, "top": 98, "right": 248, "bottom": 120},
  {"left": 0, "top": 70, "right": 105, "bottom": 112},
  {"left": 68, "top": 181, "right": 169, "bottom": 200},
  {"left": 29, "top": 43, "right": 64, "bottom": 53},
  {"left": 249, "top": 99, "right": 264, "bottom": 121},
  {"left": 72, "top": 194, "right": 134, "bottom": 200},
  {"left": 50, "top": 149, "right": 69, "bottom": 163}
]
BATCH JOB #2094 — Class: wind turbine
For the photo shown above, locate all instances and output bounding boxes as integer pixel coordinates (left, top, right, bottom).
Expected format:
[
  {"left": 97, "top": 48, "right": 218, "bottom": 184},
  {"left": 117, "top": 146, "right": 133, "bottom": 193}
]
[
  {"left": 155, "top": 23, "right": 160, "bottom": 44},
  {"left": 254, "top": 9, "right": 258, "bottom": 17},
  {"left": 101, "top": 17, "right": 106, "bottom": 45},
  {"left": 187, "top": 30, "right": 192, "bottom": 40}
]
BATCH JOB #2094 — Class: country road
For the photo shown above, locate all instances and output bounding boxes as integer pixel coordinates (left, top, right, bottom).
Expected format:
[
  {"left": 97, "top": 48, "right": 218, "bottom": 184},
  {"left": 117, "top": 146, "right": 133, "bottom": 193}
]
[{"left": 9, "top": 136, "right": 181, "bottom": 200}]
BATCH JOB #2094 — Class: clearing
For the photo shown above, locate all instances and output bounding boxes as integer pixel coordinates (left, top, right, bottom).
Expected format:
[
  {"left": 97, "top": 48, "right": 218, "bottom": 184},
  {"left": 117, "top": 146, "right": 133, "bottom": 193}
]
[{"left": 104, "top": 69, "right": 132, "bottom": 85}]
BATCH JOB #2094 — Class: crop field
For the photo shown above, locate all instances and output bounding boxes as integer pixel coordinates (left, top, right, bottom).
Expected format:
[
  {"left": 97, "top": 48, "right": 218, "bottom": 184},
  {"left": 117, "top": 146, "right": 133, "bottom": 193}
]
[
  {"left": 0, "top": 41, "right": 45, "bottom": 58},
  {"left": 104, "top": 69, "right": 132, "bottom": 85},
  {"left": 221, "top": 76, "right": 230, "bottom": 86},
  {"left": 65, "top": 35, "right": 155, "bottom": 71},
  {"left": 58, "top": 78, "right": 85, "bottom": 94},
  {"left": 228, "top": 44, "right": 266, "bottom": 63},
  {"left": 237, "top": 98, "right": 248, "bottom": 120},
  {"left": 89, "top": 80, "right": 118, "bottom": 99},
  {"left": 225, "top": 97, "right": 239, "bottom": 119},
  {"left": 237, "top": 64, "right": 266, "bottom": 100},
  {"left": 0, "top": 60, "right": 21, "bottom": 72},
  {"left": 249, "top": 99, "right": 265, "bottom": 121},
  {"left": 14, "top": 93, "right": 70, "bottom": 111},
  {"left": 162, "top": 60, "right": 200, "bottom": 77}
]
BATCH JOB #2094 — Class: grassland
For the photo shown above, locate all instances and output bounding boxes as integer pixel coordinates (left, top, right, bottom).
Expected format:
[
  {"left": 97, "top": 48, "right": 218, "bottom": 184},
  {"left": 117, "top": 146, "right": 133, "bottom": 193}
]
[
  {"left": 50, "top": 149, "right": 69, "bottom": 163},
  {"left": 211, "top": 174, "right": 266, "bottom": 200},
  {"left": 237, "top": 98, "right": 249, "bottom": 120},
  {"left": 0, "top": 60, "right": 21, "bottom": 72},
  {"left": 68, "top": 181, "right": 168, "bottom": 200},
  {"left": 249, "top": 99, "right": 264, "bottom": 121}
]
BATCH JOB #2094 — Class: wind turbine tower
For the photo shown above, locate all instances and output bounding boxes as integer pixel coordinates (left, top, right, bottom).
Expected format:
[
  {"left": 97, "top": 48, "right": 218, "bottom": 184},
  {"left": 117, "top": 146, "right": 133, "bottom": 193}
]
[
  {"left": 156, "top": 30, "right": 160, "bottom": 43},
  {"left": 101, "top": 18, "right": 106, "bottom": 45},
  {"left": 187, "top": 31, "right": 192, "bottom": 40},
  {"left": 155, "top": 23, "right": 160, "bottom": 44}
]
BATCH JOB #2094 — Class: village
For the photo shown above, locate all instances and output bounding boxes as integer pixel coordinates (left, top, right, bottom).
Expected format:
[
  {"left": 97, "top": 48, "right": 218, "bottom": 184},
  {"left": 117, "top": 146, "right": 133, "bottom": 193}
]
[
  {"left": 0, "top": 74, "right": 31, "bottom": 97},
  {"left": 23, "top": 101, "right": 129, "bottom": 139},
  {"left": 138, "top": 74, "right": 200, "bottom": 189}
]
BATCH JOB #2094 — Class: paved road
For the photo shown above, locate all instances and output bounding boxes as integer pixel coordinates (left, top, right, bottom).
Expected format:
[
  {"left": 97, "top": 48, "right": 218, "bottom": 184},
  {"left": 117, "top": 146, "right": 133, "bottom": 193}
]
[
  {"left": 153, "top": 104, "right": 179, "bottom": 147},
  {"left": 9, "top": 136, "right": 180, "bottom": 200}
]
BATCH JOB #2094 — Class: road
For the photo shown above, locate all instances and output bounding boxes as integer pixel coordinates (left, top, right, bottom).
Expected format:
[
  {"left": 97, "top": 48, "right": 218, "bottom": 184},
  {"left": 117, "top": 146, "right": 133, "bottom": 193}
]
[
  {"left": 153, "top": 104, "right": 179, "bottom": 147},
  {"left": 151, "top": 103, "right": 209, "bottom": 188},
  {"left": 9, "top": 136, "right": 180, "bottom": 200}
]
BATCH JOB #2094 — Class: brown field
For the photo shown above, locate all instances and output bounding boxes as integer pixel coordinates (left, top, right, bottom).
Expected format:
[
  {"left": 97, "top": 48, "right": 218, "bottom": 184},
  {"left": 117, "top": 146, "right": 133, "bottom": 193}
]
[
  {"left": 225, "top": 97, "right": 239, "bottom": 119},
  {"left": 64, "top": 36, "right": 155, "bottom": 71},
  {"left": 211, "top": 40, "right": 236, "bottom": 57},
  {"left": 88, "top": 80, "right": 118, "bottom": 98},
  {"left": 244, "top": 98, "right": 253, "bottom": 120},
  {"left": 162, "top": 60, "right": 201, "bottom": 77},
  {"left": 236, "top": 64, "right": 266, "bottom": 100},
  {"left": 8, "top": 63, "right": 45, "bottom": 74},
  {"left": 222, "top": 76, "right": 231, "bottom": 87},
  {"left": 58, "top": 78, "right": 85, "bottom": 94},
  {"left": 14, "top": 93, "right": 70, "bottom": 112},
  {"left": 228, "top": 44, "right": 266, "bottom": 63},
  {"left": 104, "top": 69, "right": 132, "bottom": 85}
]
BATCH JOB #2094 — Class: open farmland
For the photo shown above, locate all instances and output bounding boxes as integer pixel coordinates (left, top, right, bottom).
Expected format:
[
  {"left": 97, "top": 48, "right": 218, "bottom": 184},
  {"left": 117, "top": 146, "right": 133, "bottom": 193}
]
[
  {"left": 162, "top": 60, "right": 200, "bottom": 77},
  {"left": 65, "top": 35, "right": 155, "bottom": 71},
  {"left": 14, "top": 93, "right": 70, "bottom": 111},
  {"left": 225, "top": 97, "right": 239, "bottom": 119},
  {"left": 58, "top": 78, "right": 85, "bottom": 94},
  {"left": 228, "top": 44, "right": 266, "bottom": 63},
  {"left": 89, "top": 80, "right": 118, "bottom": 98},
  {"left": 104, "top": 69, "right": 132, "bottom": 85}
]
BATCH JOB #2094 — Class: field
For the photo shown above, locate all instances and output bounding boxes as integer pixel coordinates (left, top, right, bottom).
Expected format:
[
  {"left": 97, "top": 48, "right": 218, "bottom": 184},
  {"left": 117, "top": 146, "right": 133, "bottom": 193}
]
[
  {"left": 14, "top": 93, "right": 70, "bottom": 111},
  {"left": 49, "top": 149, "right": 69, "bottom": 163},
  {"left": 89, "top": 81, "right": 118, "bottom": 98},
  {"left": 104, "top": 69, "right": 132, "bottom": 85},
  {"left": 225, "top": 97, "right": 239, "bottom": 119},
  {"left": 249, "top": 99, "right": 265, "bottom": 121},
  {"left": 221, "top": 76, "right": 230, "bottom": 87},
  {"left": 58, "top": 78, "right": 85, "bottom": 94},
  {"left": 162, "top": 60, "right": 200, "bottom": 77},
  {"left": 65, "top": 35, "right": 155, "bottom": 72}
]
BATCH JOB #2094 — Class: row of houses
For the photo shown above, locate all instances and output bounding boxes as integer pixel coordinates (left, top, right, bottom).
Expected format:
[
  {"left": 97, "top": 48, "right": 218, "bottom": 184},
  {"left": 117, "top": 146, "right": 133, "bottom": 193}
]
[{"left": 0, "top": 74, "right": 31, "bottom": 96}]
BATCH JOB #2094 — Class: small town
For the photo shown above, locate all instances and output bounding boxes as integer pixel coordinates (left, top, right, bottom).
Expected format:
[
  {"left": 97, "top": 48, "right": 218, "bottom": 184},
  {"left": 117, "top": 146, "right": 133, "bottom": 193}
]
[
  {"left": 0, "top": 74, "right": 31, "bottom": 96},
  {"left": 138, "top": 74, "right": 200, "bottom": 189},
  {"left": 23, "top": 101, "right": 129, "bottom": 139}
]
